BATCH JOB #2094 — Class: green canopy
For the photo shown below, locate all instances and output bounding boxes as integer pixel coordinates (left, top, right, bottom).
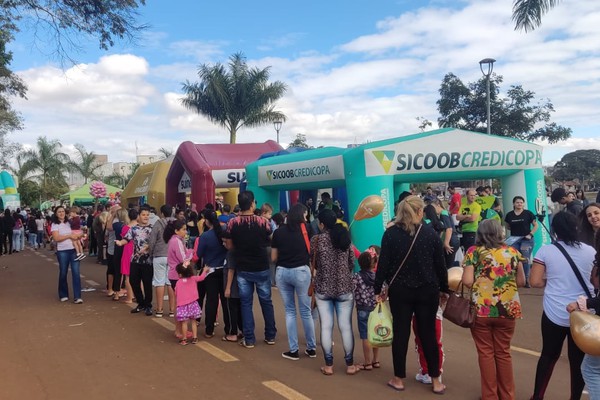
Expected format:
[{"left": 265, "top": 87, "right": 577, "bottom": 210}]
[{"left": 61, "top": 182, "right": 122, "bottom": 206}]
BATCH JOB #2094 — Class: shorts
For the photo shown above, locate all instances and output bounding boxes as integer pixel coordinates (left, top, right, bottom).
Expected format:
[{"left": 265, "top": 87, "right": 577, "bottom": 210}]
[
  {"left": 357, "top": 309, "right": 372, "bottom": 340},
  {"left": 152, "top": 257, "right": 170, "bottom": 287},
  {"left": 177, "top": 301, "right": 201, "bottom": 322}
]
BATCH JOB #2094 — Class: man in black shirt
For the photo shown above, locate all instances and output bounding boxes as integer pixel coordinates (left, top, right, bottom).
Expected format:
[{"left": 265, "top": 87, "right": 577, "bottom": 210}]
[{"left": 224, "top": 191, "right": 276, "bottom": 348}]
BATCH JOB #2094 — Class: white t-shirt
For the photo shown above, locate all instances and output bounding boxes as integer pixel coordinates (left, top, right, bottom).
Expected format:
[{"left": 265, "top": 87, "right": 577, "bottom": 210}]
[
  {"left": 51, "top": 222, "right": 75, "bottom": 251},
  {"left": 35, "top": 218, "right": 44, "bottom": 231},
  {"left": 533, "top": 241, "right": 595, "bottom": 326}
]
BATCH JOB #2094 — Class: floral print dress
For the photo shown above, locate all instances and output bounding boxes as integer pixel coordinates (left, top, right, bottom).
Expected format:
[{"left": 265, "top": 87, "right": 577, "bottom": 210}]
[{"left": 463, "top": 245, "right": 523, "bottom": 319}]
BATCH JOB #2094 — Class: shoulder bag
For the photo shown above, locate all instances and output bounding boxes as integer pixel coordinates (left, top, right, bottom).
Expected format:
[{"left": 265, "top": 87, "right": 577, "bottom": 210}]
[{"left": 443, "top": 281, "right": 476, "bottom": 328}]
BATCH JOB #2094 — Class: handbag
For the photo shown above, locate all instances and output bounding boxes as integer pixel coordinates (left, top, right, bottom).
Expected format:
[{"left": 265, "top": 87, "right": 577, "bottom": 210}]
[{"left": 443, "top": 281, "right": 476, "bottom": 328}]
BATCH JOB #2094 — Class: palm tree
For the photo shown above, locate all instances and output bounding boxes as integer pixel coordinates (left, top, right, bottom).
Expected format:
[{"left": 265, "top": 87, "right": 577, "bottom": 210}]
[
  {"left": 8, "top": 151, "right": 30, "bottom": 188},
  {"left": 512, "top": 0, "right": 560, "bottom": 32},
  {"left": 67, "top": 143, "right": 103, "bottom": 184},
  {"left": 21, "top": 136, "right": 70, "bottom": 200},
  {"left": 181, "top": 52, "right": 287, "bottom": 144}
]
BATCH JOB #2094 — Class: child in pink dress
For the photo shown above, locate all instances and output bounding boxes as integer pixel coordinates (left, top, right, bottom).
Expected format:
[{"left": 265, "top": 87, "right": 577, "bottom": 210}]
[
  {"left": 120, "top": 209, "right": 138, "bottom": 304},
  {"left": 175, "top": 263, "right": 209, "bottom": 345}
]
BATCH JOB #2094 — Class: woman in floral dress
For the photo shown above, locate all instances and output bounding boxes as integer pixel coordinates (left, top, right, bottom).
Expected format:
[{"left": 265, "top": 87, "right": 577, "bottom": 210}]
[{"left": 462, "top": 219, "right": 526, "bottom": 400}]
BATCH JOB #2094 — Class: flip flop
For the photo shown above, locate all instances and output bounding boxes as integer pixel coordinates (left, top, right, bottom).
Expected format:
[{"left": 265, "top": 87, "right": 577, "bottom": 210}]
[
  {"left": 357, "top": 363, "right": 373, "bottom": 371},
  {"left": 432, "top": 385, "right": 447, "bottom": 395},
  {"left": 387, "top": 382, "right": 405, "bottom": 392},
  {"left": 320, "top": 366, "right": 333, "bottom": 376},
  {"left": 221, "top": 335, "right": 238, "bottom": 342},
  {"left": 372, "top": 361, "right": 381, "bottom": 368}
]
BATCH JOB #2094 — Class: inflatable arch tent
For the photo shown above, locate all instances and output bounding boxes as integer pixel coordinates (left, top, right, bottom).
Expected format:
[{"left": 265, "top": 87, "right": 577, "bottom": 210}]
[
  {"left": 166, "top": 141, "right": 283, "bottom": 209},
  {"left": 0, "top": 170, "right": 20, "bottom": 210},
  {"left": 245, "top": 128, "right": 550, "bottom": 253},
  {"left": 121, "top": 157, "right": 172, "bottom": 210}
]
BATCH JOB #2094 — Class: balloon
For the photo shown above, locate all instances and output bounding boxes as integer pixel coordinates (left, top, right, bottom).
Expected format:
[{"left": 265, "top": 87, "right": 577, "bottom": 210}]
[
  {"left": 447, "top": 266, "right": 464, "bottom": 292},
  {"left": 89, "top": 181, "right": 107, "bottom": 199},
  {"left": 570, "top": 311, "right": 600, "bottom": 356},
  {"left": 353, "top": 195, "right": 385, "bottom": 221}
]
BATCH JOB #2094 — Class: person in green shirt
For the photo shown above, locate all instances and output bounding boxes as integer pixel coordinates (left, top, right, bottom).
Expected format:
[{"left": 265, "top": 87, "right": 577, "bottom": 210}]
[{"left": 457, "top": 189, "right": 481, "bottom": 250}]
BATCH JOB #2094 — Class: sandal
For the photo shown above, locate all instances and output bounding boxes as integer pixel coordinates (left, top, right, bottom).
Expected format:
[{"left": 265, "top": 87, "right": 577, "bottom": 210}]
[
  {"left": 357, "top": 363, "right": 373, "bottom": 371},
  {"left": 346, "top": 365, "right": 360, "bottom": 375},
  {"left": 372, "top": 361, "right": 381, "bottom": 368},
  {"left": 155, "top": 310, "right": 163, "bottom": 318},
  {"left": 178, "top": 339, "right": 188, "bottom": 346},
  {"left": 222, "top": 335, "right": 238, "bottom": 342},
  {"left": 320, "top": 366, "right": 333, "bottom": 376},
  {"left": 191, "top": 337, "right": 199, "bottom": 344}
]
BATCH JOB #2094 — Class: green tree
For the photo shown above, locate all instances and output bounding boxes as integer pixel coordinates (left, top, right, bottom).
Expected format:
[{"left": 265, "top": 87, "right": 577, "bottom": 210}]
[
  {"left": 0, "top": 1, "right": 147, "bottom": 160},
  {"left": 288, "top": 133, "right": 313, "bottom": 149},
  {"left": 512, "top": 0, "right": 560, "bottom": 32},
  {"left": 181, "top": 52, "right": 288, "bottom": 144},
  {"left": 436, "top": 72, "right": 571, "bottom": 144},
  {"left": 18, "top": 180, "right": 41, "bottom": 208},
  {"left": 21, "top": 137, "right": 70, "bottom": 200},
  {"left": 552, "top": 150, "right": 600, "bottom": 188},
  {"left": 416, "top": 116, "right": 433, "bottom": 132},
  {"left": 68, "top": 143, "right": 103, "bottom": 184}
]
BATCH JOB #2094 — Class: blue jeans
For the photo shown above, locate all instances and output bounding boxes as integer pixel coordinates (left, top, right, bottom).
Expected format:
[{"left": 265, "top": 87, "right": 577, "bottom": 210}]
[
  {"left": 276, "top": 266, "right": 316, "bottom": 352},
  {"left": 37, "top": 230, "right": 44, "bottom": 247},
  {"left": 583, "top": 355, "right": 600, "bottom": 400},
  {"left": 28, "top": 232, "right": 37, "bottom": 248},
  {"left": 56, "top": 249, "right": 82, "bottom": 300},
  {"left": 237, "top": 269, "right": 277, "bottom": 344},
  {"left": 514, "top": 237, "right": 534, "bottom": 279},
  {"left": 12, "top": 229, "right": 21, "bottom": 251},
  {"left": 315, "top": 292, "right": 354, "bottom": 366}
]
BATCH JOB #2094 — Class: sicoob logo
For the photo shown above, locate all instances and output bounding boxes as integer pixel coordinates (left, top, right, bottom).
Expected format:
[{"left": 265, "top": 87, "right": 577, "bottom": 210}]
[{"left": 372, "top": 151, "right": 395, "bottom": 173}]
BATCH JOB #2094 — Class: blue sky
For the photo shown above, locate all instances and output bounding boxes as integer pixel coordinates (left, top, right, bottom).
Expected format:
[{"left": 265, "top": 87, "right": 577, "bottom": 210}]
[{"left": 8, "top": 0, "right": 600, "bottom": 166}]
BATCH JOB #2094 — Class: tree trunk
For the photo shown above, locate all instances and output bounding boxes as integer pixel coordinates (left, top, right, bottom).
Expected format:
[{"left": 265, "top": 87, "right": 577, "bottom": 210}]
[{"left": 230, "top": 127, "right": 236, "bottom": 144}]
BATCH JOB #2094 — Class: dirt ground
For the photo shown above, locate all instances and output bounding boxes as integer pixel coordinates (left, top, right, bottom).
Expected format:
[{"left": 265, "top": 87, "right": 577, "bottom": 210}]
[{"left": 0, "top": 247, "right": 587, "bottom": 400}]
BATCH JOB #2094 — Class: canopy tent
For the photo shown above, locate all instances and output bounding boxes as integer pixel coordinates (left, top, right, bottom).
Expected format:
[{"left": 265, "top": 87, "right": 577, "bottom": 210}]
[
  {"left": 121, "top": 157, "right": 172, "bottom": 210},
  {"left": 61, "top": 182, "right": 122, "bottom": 206}
]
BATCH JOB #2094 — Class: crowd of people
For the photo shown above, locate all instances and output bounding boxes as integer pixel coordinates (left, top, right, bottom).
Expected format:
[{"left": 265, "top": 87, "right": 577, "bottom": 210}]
[{"left": 30, "top": 183, "right": 600, "bottom": 399}]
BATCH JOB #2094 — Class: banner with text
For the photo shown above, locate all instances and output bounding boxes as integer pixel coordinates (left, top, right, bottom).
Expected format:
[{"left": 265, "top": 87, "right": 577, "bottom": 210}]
[{"left": 258, "top": 156, "right": 345, "bottom": 187}]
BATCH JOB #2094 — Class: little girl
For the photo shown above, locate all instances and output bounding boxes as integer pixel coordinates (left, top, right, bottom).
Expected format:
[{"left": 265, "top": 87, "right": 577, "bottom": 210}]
[
  {"left": 175, "top": 262, "right": 209, "bottom": 345},
  {"left": 69, "top": 207, "right": 86, "bottom": 260},
  {"left": 351, "top": 251, "right": 380, "bottom": 370}
]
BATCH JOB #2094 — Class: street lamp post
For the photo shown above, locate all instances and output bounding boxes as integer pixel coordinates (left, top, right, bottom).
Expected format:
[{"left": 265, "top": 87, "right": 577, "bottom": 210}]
[
  {"left": 479, "top": 58, "right": 496, "bottom": 135},
  {"left": 121, "top": 166, "right": 126, "bottom": 188},
  {"left": 273, "top": 120, "right": 283, "bottom": 144}
]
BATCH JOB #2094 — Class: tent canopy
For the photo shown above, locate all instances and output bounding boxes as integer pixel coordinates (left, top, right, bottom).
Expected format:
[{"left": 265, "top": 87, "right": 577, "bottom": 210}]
[{"left": 61, "top": 182, "right": 122, "bottom": 205}]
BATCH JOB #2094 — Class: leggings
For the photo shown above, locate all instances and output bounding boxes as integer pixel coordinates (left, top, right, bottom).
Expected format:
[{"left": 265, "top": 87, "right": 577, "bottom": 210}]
[{"left": 531, "top": 312, "right": 585, "bottom": 400}]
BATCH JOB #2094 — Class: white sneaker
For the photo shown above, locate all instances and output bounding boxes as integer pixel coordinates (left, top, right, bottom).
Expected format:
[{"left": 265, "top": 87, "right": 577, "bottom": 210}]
[
  {"left": 74, "top": 298, "right": 84, "bottom": 304},
  {"left": 60, "top": 297, "right": 69, "bottom": 302},
  {"left": 416, "top": 373, "right": 432, "bottom": 384}
]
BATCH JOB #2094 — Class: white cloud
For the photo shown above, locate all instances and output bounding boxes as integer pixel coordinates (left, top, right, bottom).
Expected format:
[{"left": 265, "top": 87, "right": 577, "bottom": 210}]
[{"left": 11, "top": 0, "right": 600, "bottom": 169}]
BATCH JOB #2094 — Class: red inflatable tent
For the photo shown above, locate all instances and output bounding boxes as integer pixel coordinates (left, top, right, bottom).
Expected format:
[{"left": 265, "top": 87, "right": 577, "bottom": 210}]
[{"left": 166, "top": 141, "right": 283, "bottom": 208}]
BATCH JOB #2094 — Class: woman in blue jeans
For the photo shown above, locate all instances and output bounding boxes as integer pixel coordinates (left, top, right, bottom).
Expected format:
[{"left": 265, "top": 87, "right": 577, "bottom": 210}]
[
  {"left": 51, "top": 206, "right": 84, "bottom": 303},
  {"left": 310, "top": 209, "right": 358, "bottom": 376},
  {"left": 272, "top": 203, "right": 316, "bottom": 361}
]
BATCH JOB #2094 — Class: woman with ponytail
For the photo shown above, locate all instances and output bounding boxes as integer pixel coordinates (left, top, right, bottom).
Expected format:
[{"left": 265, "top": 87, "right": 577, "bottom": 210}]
[{"left": 310, "top": 209, "right": 358, "bottom": 376}]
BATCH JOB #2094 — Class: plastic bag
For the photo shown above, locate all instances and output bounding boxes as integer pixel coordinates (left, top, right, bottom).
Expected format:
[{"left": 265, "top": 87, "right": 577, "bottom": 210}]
[{"left": 367, "top": 300, "right": 393, "bottom": 347}]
